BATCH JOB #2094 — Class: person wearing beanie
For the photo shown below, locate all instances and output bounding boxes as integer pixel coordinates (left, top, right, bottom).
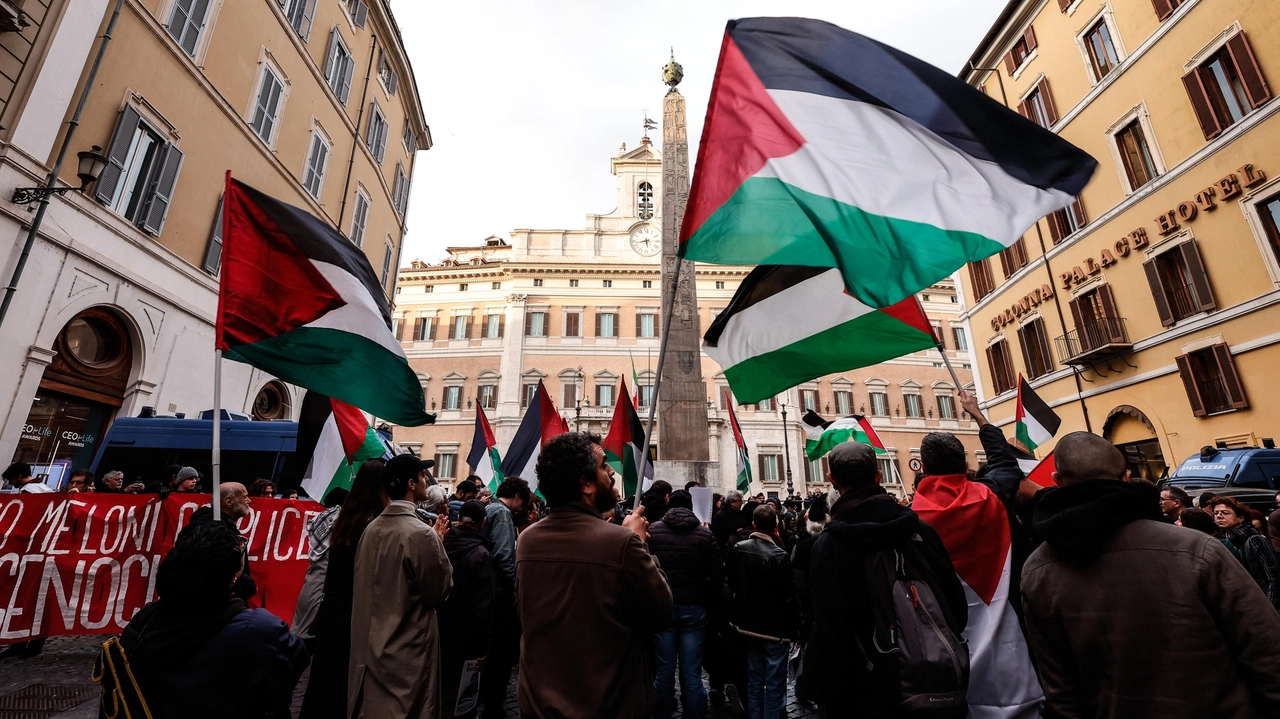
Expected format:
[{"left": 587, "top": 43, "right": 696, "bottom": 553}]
[
  {"left": 348, "top": 454, "right": 453, "bottom": 719},
  {"left": 439, "top": 500, "right": 495, "bottom": 717}
]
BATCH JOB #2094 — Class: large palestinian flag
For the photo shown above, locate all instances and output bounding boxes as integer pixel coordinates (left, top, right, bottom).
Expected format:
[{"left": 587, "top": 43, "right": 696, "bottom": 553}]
[
  {"left": 297, "top": 391, "right": 387, "bottom": 502},
  {"left": 704, "top": 265, "right": 936, "bottom": 403},
  {"left": 681, "top": 18, "right": 1096, "bottom": 308},
  {"left": 498, "top": 381, "right": 565, "bottom": 495},
  {"left": 217, "top": 176, "right": 431, "bottom": 426},
  {"left": 914, "top": 476, "right": 1045, "bottom": 717},
  {"left": 603, "top": 378, "right": 653, "bottom": 499}
]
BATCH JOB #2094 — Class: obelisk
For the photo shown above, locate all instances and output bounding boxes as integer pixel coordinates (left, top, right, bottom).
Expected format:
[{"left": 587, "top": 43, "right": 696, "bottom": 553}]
[{"left": 657, "top": 51, "right": 711, "bottom": 468}]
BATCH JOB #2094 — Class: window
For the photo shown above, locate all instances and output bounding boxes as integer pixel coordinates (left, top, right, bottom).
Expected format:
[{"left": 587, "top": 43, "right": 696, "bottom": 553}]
[
  {"left": 249, "top": 64, "right": 285, "bottom": 144},
  {"left": 1152, "top": 0, "right": 1183, "bottom": 22},
  {"left": 323, "top": 30, "right": 355, "bottom": 104},
  {"left": 953, "top": 327, "right": 969, "bottom": 351},
  {"left": 1183, "top": 32, "right": 1272, "bottom": 141},
  {"left": 807, "top": 458, "right": 825, "bottom": 484},
  {"left": 413, "top": 317, "right": 434, "bottom": 341},
  {"left": 1017, "top": 318, "right": 1055, "bottom": 379},
  {"left": 638, "top": 384, "right": 655, "bottom": 408},
  {"left": 968, "top": 259, "right": 995, "bottom": 301},
  {"left": 596, "top": 312, "right": 616, "bottom": 338},
  {"left": 203, "top": 196, "right": 223, "bottom": 275},
  {"left": 425, "top": 285, "right": 434, "bottom": 293},
  {"left": 1257, "top": 193, "right": 1280, "bottom": 265},
  {"left": 491, "top": 282, "right": 501, "bottom": 290},
  {"left": 638, "top": 181, "right": 654, "bottom": 219},
  {"left": 281, "top": 0, "right": 317, "bottom": 40},
  {"left": 999, "top": 238, "right": 1029, "bottom": 279},
  {"left": 1176, "top": 343, "right": 1248, "bottom": 416},
  {"left": 1084, "top": 19, "right": 1121, "bottom": 80},
  {"left": 986, "top": 339, "right": 1018, "bottom": 394},
  {"left": 451, "top": 316, "right": 470, "bottom": 340},
  {"left": 403, "top": 119, "right": 418, "bottom": 154},
  {"left": 758, "top": 396, "right": 773, "bottom": 412},
  {"left": 834, "top": 390, "right": 852, "bottom": 415},
  {"left": 168, "top": 0, "right": 211, "bottom": 57},
  {"left": 569, "top": 279, "right": 579, "bottom": 288},
  {"left": 1115, "top": 120, "right": 1158, "bottom": 191},
  {"left": 381, "top": 239, "right": 394, "bottom": 289},
  {"left": 879, "top": 457, "right": 898, "bottom": 484},
  {"left": 937, "top": 395, "right": 956, "bottom": 419},
  {"left": 643, "top": 280, "right": 653, "bottom": 289},
  {"left": 377, "top": 51, "right": 399, "bottom": 95},
  {"left": 931, "top": 321, "right": 946, "bottom": 349},
  {"left": 521, "top": 383, "right": 538, "bottom": 408},
  {"left": 904, "top": 394, "right": 923, "bottom": 418},
  {"left": 478, "top": 384, "right": 496, "bottom": 410},
  {"left": 94, "top": 105, "right": 184, "bottom": 236},
  {"left": 802, "top": 389, "right": 817, "bottom": 412},
  {"left": 366, "top": 103, "right": 388, "bottom": 163},
  {"left": 1019, "top": 77, "right": 1058, "bottom": 129},
  {"left": 485, "top": 314, "right": 502, "bottom": 338},
  {"left": 715, "top": 281, "right": 726, "bottom": 289},
  {"left": 759, "top": 454, "right": 780, "bottom": 483},
  {"left": 343, "top": 0, "right": 369, "bottom": 27},
  {"left": 302, "top": 131, "right": 330, "bottom": 199},
  {"left": 870, "top": 390, "right": 889, "bottom": 416},
  {"left": 349, "top": 190, "right": 370, "bottom": 246},
  {"left": 459, "top": 283, "right": 468, "bottom": 292},
  {"left": 533, "top": 278, "right": 543, "bottom": 287},
  {"left": 596, "top": 383, "right": 614, "bottom": 408},
  {"left": 718, "top": 387, "right": 733, "bottom": 411},
  {"left": 564, "top": 312, "right": 580, "bottom": 337},
  {"left": 562, "top": 382, "right": 579, "bottom": 409},
  {"left": 525, "top": 311, "right": 547, "bottom": 337},
  {"left": 392, "top": 165, "right": 410, "bottom": 216},
  {"left": 1003, "top": 26, "right": 1037, "bottom": 74},
  {"left": 434, "top": 452, "right": 456, "bottom": 480},
  {"left": 1144, "top": 241, "right": 1216, "bottom": 326},
  {"left": 637, "top": 313, "right": 657, "bottom": 338},
  {"left": 602, "top": 280, "right": 613, "bottom": 288},
  {"left": 1047, "top": 198, "right": 1087, "bottom": 244},
  {"left": 444, "top": 386, "right": 461, "bottom": 410}
]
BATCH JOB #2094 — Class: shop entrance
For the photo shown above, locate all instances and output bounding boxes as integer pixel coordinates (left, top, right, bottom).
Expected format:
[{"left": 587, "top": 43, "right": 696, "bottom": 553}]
[
  {"left": 13, "top": 308, "right": 132, "bottom": 488},
  {"left": 1104, "top": 406, "right": 1168, "bottom": 480}
]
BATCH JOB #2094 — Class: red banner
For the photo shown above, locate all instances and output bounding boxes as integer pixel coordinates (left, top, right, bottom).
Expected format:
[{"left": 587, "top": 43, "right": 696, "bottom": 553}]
[{"left": 0, "top": 493, "right": 321, "bottom": 642}]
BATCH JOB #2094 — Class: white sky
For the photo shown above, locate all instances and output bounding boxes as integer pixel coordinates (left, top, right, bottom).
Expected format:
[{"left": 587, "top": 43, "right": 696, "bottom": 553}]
[{"left": 392, "top": 0, "right": 1010, "bottom": 265}]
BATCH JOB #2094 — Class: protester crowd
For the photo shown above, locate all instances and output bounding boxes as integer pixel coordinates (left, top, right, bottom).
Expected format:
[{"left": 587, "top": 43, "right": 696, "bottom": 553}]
[{"left": 10, "top": 388, "right": 1280, "bottom": 718}]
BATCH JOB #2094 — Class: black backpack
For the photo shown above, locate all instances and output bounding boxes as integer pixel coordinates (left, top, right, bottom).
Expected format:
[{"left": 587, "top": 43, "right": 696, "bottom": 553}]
[{"left": 853, "top": 535, "right": 970, "bottom": 715}]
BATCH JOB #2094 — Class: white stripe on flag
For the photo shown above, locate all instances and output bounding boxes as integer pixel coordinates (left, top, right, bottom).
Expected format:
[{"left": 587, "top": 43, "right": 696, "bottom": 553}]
[
  {"left": 302, "top": 414, "right": 345, "bottom": 500},
  {"left": 304, "top": 261, "right": 406, "bottom": 357},
  {"left": 517, "top": 445, "right": 541, "bottom": 495},
  {"left": 1022, "top": 413, "right": 1055, "bottom": 449},
  {"left": 1016, "top": 457, "right": 1040, "bottom": 476}
]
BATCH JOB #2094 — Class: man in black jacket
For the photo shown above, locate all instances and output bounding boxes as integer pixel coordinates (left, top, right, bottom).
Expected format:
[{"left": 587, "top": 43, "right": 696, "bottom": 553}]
[
  {"left": 726, "top": 504, "right": 798, "bottom": 719},
  {"left": 440, "top": 500, "right": 495, "bottom": 718},
  {"left": 808, "top": 441, "right": 966, "bottom": 718},
  {"left": 711, "top": 489, "right": 745, "bottom": 550},
  {"left": 648, "top": 490, "right": 723, "bottom": 719}
]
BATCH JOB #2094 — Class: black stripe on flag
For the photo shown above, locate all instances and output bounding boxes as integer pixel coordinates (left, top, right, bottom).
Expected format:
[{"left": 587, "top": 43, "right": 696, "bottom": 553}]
[
  {"left": 1019, "top": 377, "right": 1062, "bottom": 436},
  {"left": 704, "top": 265, "right": 826, "bottom": 346}
]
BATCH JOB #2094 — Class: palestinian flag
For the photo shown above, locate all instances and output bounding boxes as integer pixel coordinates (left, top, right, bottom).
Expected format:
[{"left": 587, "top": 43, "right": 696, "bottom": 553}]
[
  {"left": 216, "top": 175, "right": 431, "bottom": 426},
  {"left": 801, "top": 411, "right": 885, "bottom": 460},
  {"left": 914, "top": 475, "right": 1045, "bottom": 715},
  {"left": 727, "top": 401, "right": 751, "bottom": 493},
  {"left": 603, "top": 378, "right": 653, "bottom": 499},
  {"left": 298, "top": 392, "right": 387, "bottom": 502},
  {"left": 1016, "top": 376, "right": 1061, "bottom": 452},
  {"left": 498, "top": 381, "right": 565, "bottom": 495},
  {"left": 468, "top": 406, "right": 502, "bottom": 492},
  {"left": 681, "top": 18, "right": 1096, "bottom": 307},
  {"left": 704, "top": 265, "right": 936, "bottom": 403}
]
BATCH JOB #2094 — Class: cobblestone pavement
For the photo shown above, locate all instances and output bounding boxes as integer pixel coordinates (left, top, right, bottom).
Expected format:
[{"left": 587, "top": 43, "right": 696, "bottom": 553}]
[{"left": 0, "top": 637, "right": 821, "bottom": 719}]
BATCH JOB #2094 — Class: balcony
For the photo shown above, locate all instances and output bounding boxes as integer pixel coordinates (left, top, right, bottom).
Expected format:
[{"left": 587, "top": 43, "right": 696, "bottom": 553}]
[
  {"left": 1055, "top": 317, "right": 1133, "bottom": 365},
  {"left": 1168, "top": 283, "right": 1206, "bottom": 322}
]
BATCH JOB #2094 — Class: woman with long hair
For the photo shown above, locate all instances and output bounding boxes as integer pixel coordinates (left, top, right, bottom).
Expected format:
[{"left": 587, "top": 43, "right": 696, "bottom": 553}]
[{"left": 299, "top": 460, "right": 388, "bottom": 719}]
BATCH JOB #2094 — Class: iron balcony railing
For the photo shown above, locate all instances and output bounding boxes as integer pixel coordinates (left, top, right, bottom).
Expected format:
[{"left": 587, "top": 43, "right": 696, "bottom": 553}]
[
  {"left": 1055, "top": 317, "right": 1132, "bottom": 364},
  {"left": 1168, "top": 283, "right": 1203, "bottom": 322}
]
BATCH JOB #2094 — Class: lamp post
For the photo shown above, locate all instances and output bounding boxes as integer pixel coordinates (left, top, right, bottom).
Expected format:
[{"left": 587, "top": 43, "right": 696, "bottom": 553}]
[{"left": 780, "top": 395, "right": 794, "bottom": 499}]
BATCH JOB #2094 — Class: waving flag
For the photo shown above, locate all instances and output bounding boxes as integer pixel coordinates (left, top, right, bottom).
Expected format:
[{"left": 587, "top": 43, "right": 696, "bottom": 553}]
[
  {"left": 1016, "top": 376, "right": 1061, "bottom": 452},
  {"left": 705, "top": 266, "right": 936, "bottom": 403},
  {"left": 680, "top": 17, "right": 1096, "bottom": 308},
  {"left": 726, "top": 401, "right": 752, "bottom": 493},
  {"left": 217, "top": 176, "right": 431, "bottom": 425},
  {"left": 499, "top": 381, "right": 565, "bottom": 495},
  {"left": 468, "top": 406, "right": 502, "bottom": 492},
  {"left": 298, "top": 392, "right": 387, "bottom": 502},
  {"left": 603, "top": 378, "right": 653, "bottom": 499},
  {"left": 800, "top": 411, "right": 886, "bottom": 460}
]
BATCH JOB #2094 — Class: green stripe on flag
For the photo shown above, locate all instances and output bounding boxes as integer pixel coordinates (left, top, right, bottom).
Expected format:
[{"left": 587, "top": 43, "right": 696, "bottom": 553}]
[
  {"left": 681, "top": 177, "right": 1005, "bottom": 308},
  {"left": 805, "top": 430, "right": 886, "bottom": 460}
]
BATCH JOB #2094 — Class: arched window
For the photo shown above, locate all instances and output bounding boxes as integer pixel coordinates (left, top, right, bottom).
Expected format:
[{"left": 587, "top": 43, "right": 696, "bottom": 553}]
[{"left": 637, "top": 181, "right": 654, "bottom": 220}]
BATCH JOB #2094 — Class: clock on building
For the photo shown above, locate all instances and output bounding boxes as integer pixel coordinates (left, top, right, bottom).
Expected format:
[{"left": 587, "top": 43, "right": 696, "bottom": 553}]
[{"left": 629, "top": 224, "right": 661, "bottom": 256}]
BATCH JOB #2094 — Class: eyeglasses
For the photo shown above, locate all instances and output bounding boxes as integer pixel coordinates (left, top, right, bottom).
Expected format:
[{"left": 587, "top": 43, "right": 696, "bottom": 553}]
[{"left": 1210, "top": 509, "right": 1236, "bottom": 517}]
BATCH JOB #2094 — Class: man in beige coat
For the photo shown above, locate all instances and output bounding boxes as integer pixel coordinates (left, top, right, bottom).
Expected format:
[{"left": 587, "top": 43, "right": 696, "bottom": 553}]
[{"left": 349, "top": 454, "right": 453, "bottom": 719}]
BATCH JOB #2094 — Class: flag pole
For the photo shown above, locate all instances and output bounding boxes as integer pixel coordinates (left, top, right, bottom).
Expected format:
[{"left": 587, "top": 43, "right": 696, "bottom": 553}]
[
  {"left": 937, "top": 342, "right": 964, "bottom": 391},
  {"left": 212, "top": 348, "right": 222, "bottom": 521},
  {"left": 633, "top": 257, "right": 684, "bottom": 512}
]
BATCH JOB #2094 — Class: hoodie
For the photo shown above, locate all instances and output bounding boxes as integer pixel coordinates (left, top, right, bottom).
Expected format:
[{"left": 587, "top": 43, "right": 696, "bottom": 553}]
[{"left": 1032, "top": 480, "right": 1161, "bottom": 563}]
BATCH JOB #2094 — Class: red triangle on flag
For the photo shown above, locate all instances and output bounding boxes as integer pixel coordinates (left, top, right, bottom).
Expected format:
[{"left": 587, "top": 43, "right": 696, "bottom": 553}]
[
  {"left": 877, "top": 295, "right": 935, "bottom": 339},
  {"left": 1027, "top": 451, "right": 1057, "bottom": 487},
  {"left": 330, "top": 398, "right": 369, "bottom": 459}
]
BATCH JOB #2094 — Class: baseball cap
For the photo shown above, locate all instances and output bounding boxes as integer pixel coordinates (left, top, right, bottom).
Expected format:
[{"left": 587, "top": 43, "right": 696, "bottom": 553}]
[
  {"left": 383, "top": 454, "right": 433, "bottom": 494},
  {"left": 457, "top": 479, "right": 478, "bottom": 494},
  {"left": 458, "top": 499, "right": 487, "bottom": 525}
]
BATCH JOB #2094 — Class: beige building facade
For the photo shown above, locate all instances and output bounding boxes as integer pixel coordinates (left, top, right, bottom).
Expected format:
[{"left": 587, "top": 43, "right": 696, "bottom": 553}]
[
  {"left": 393, "top": 137, "right": 982, "bottom": 498},
  {"left": 960, "top": 0, "right": 1280, "bottom": 477},
  {"left": 0, "top": 0, "right": 428, "bottom": 481}
]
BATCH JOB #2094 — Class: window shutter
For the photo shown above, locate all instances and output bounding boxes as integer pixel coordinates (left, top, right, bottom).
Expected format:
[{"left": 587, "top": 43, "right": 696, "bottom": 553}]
[
  {"left": 1094, "top": 283, "right": 1126, "bottom": 344},
  {"left": 95, "top": 105, "right": 143, "bottom": 204},
  {"left": 636, "top": 313, "right": 642, "bottom": 337},
  {"left": 1047, "top": 210, "right": 1065, "bottom": 244},
  {"left": 595, "top": 312, "right": 602, "bottom": 337},
  {"left": 1179, "top": 241, "right": 1216, "bottom": 312},
  {"left": 388, "top": 70, "right": 399, "bottom": 95},
  {"left": 339, "top": 51, "right": 355, "bottom": 104},
  {"left": 298, "top": 0, "right": 316, "bottom": 40},
  {"left": 497, "top": 315, "right": 504, "bottom": 338},
  {"left": 653, "top": 313, "right": 659, "bottom": 336},
  {"left": 412, "top": 317, "right": 423, "bottom": 341},
  {"left": 524, "top": 313, "right": 533, "bottom": 336},
  {"left": 1003, "top": 50, "right": 1017, "bottom": 75},
  {"left": 139, "top": 144, "right": 184, "bottom": 236},
  {"left": 352, "top": 0, "right": 369, "bottom": 28},
  {"left": 323, "top": 29, "right": 338, "bottom": 81},
  {"left": 1181, "top": 68, "right": 1223, "bottom": 141},
  {"left": 1070, "top": 197, "right": 1087, "bottom": 227},
  {"left": 1037, "top": 77, "right": 1058, "bottom": 125},
  {"left": 1023, "top": 26, "right": 1037, "bottom": 53},
  {"left": 202, "top": 195, "right": 224, "bottom": 274},
  {"left": 999, "top": 247, "right": 1013, "bottom": 279},
  {"left": 1068, "top": 294, "right": 1086, "bottom": 343},
  {"left": 985, "top": 345, "right": 998, "bottom": 391},
  {"left": 450, "top": 316, "right": 458, "bottom": 339},
  {"left": 1151, "top": 0, "right": 1176, "bottom": 21},
  {"left": 428, "top": 318, "right": 436, "bottom": 340},
  {"left": 1225, "top": 32, "right": 1272, "bottom": 109},
  {"left": 1016, "top": 100, "right": 1029, "bottom": 119},
  {"left": 1142, "top": 259, "right": 1176, "bottom": 327},
  {"left": 1057, "top": 0, "right": 1072, "bottom": 11},
  {"left": 1016, "top": 325, "right": 1035, "bottom": 378},
  {"left": 1211, "top": 343, "right": 1249, "bottom": 410},
  {"left": 1174, "top": 354, "right": 1207, "bottom": 417},
  {"left": 758, "top": 455, "right": 766, "bottom": 482},
  {"left": 563, "top": 383, "right": 575, "bottom": 409},
  {"left": 1013, "top": 238, "right": 1028, "bottom": 267}
]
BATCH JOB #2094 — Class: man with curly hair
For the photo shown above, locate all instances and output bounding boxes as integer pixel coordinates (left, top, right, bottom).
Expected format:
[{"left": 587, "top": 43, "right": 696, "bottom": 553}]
[{"left": 516, "top": 433, "right": 672, "bottom": 719}]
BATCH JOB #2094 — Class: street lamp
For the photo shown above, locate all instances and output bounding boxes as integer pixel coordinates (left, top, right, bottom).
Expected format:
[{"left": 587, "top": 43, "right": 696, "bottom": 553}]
[
  {"left": 779, "top": 395, "right": 794, "bottom": 498},
  {"left": 12, "top": 145, "right": 108, "bottom": 206},
  {"left": 573, "top": 367, "right": 591, "bottom": 431}
]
